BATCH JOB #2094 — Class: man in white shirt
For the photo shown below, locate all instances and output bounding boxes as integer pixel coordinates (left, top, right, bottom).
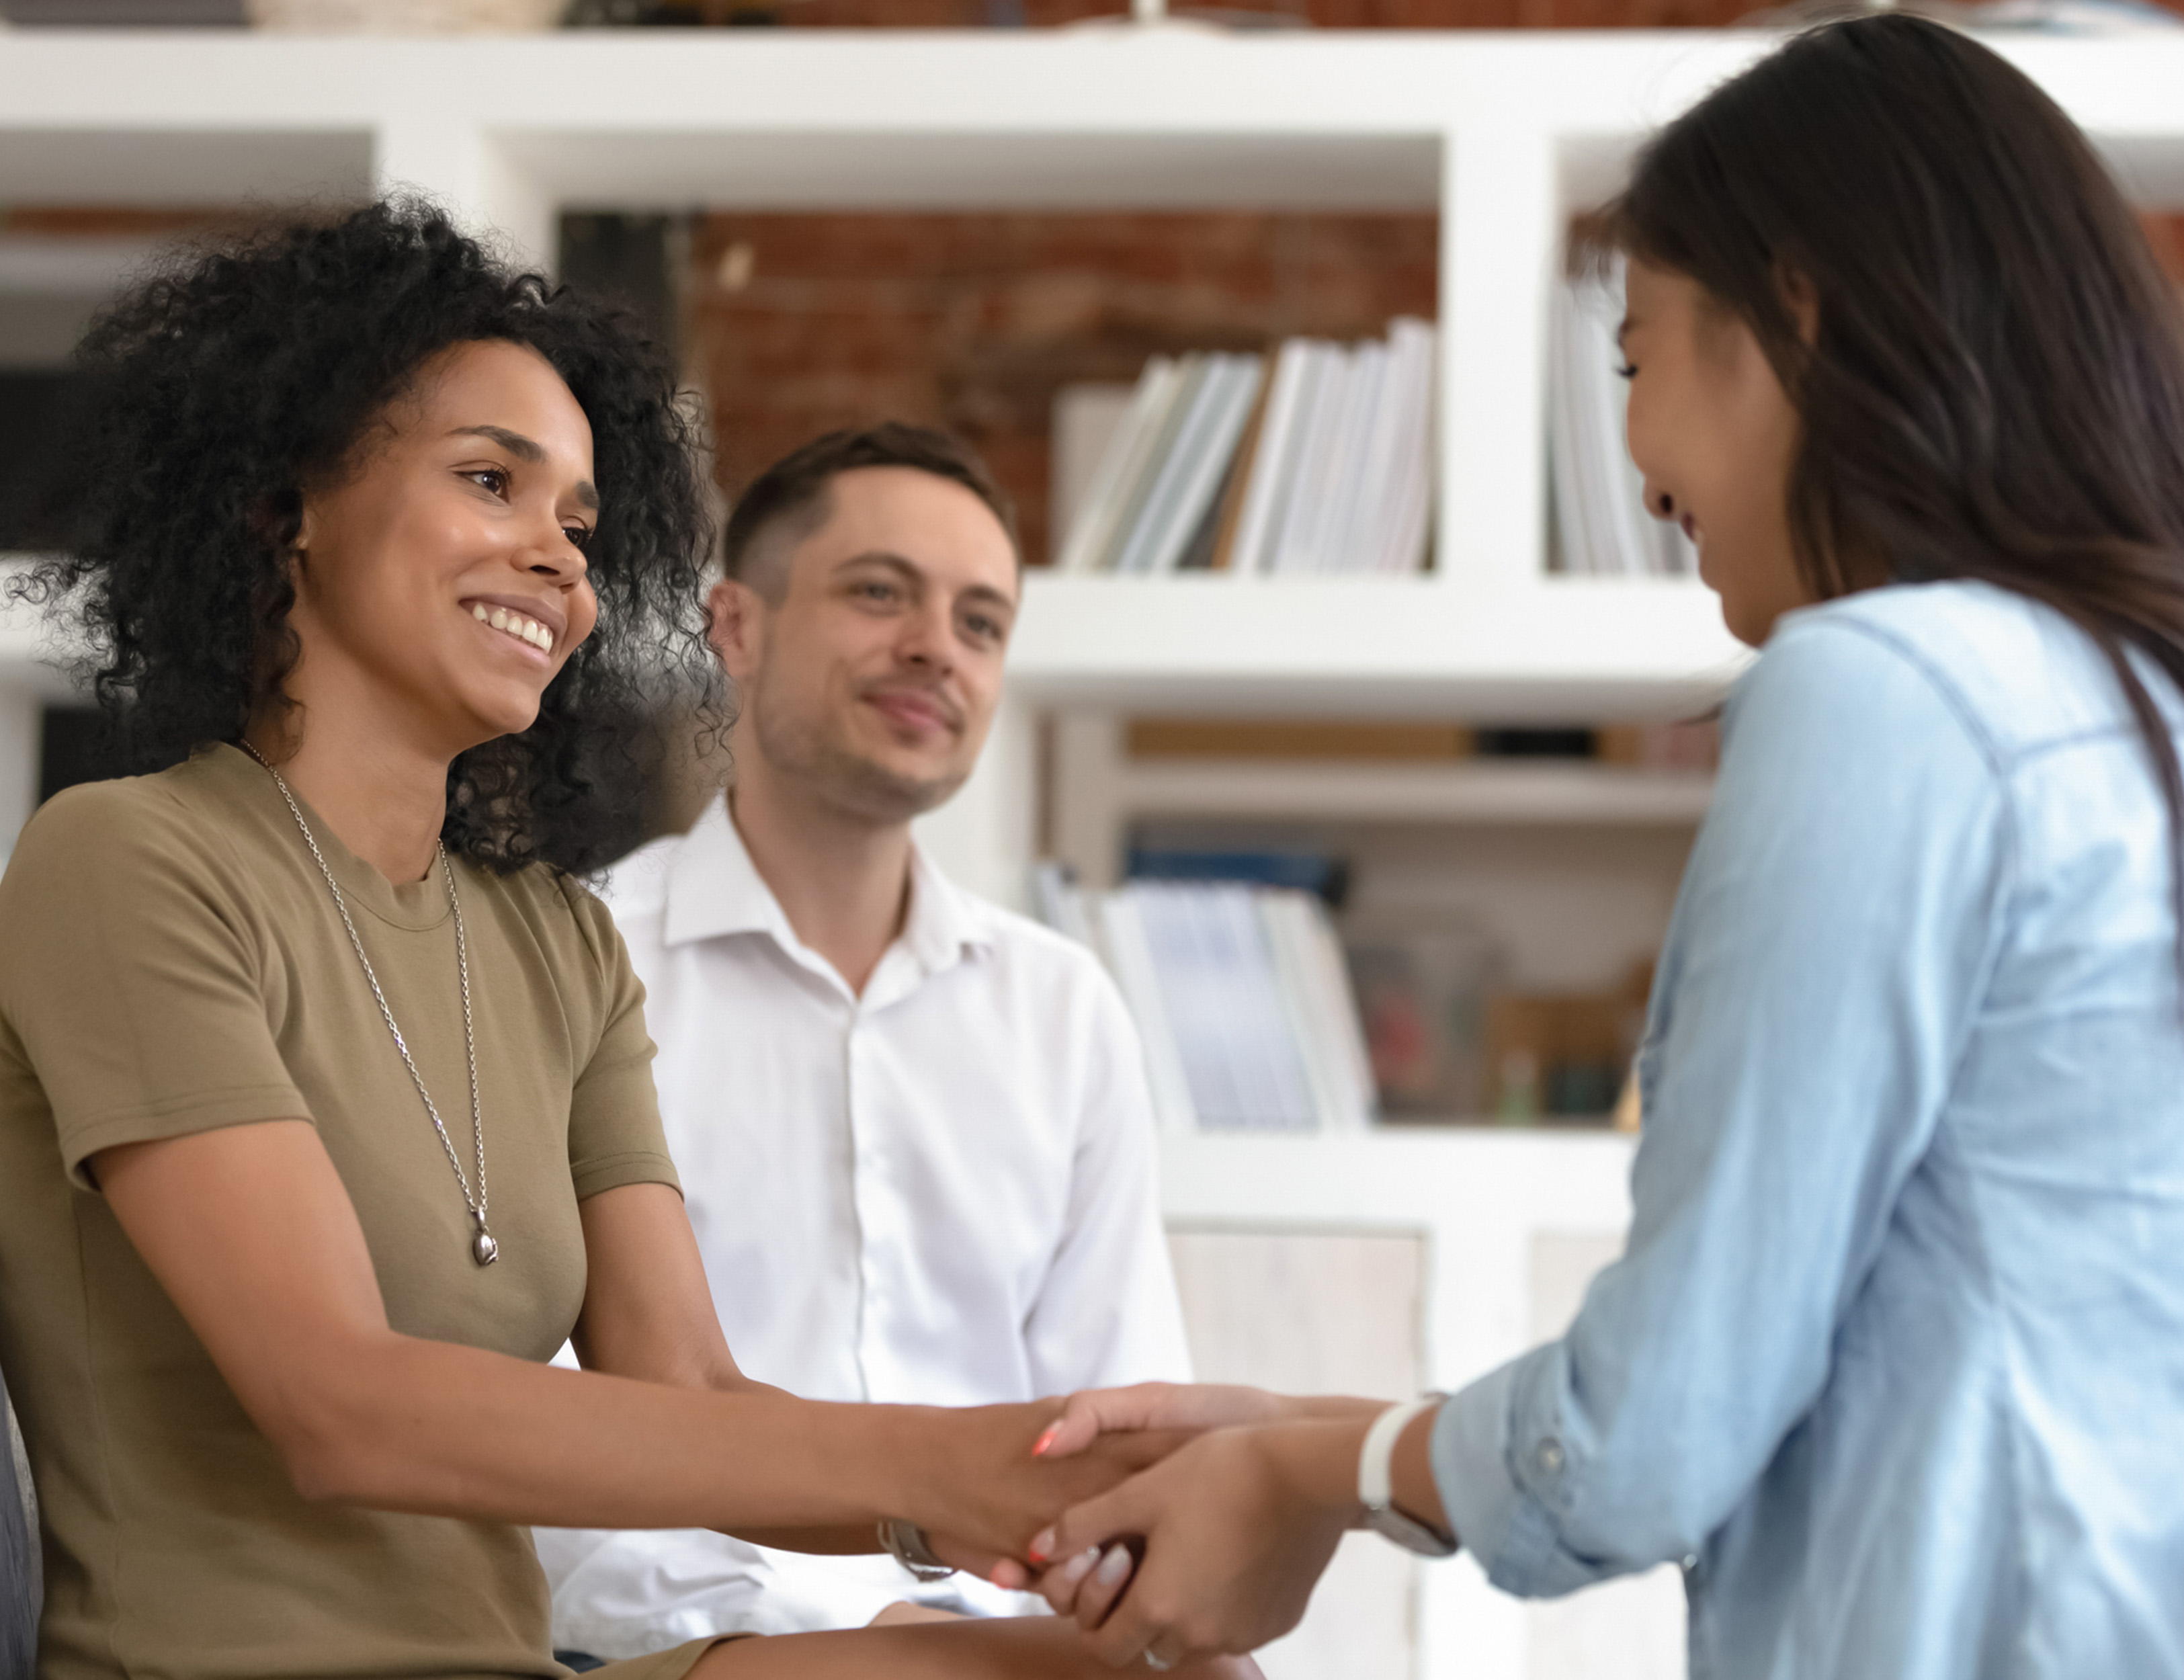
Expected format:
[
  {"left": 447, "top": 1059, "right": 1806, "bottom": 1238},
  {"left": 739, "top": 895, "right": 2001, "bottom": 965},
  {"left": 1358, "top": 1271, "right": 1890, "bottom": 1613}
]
[{"left": 538, "top": 423, "right": 1192, "bottom": 1660}]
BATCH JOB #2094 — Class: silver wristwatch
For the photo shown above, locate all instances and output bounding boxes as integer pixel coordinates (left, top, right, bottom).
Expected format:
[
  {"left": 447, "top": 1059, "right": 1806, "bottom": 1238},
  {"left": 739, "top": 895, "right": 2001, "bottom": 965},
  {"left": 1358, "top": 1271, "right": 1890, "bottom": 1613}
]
[
  {"left": 878, "top": 1517, "right": 957, "bottom": 1583},
  {"left": 1357, "top": 1394, "right": 1458, "bottom": 1557}
]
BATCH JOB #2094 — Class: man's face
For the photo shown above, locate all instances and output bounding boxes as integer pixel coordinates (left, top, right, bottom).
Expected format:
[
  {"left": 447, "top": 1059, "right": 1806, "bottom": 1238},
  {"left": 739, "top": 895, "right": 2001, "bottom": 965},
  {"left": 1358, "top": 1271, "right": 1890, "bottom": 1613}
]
[{"left": 716, "top": 465, "right": 1019, "bottom": 824}]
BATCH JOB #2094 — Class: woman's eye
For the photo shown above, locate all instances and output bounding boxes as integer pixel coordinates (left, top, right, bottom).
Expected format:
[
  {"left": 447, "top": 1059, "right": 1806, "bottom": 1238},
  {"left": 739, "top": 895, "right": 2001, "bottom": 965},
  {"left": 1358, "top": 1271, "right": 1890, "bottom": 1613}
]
[
  {"left": 1615, "top": 362, "right": 1638, "bottom": 380},
  {"left": 563, "top": 525, "right": 593, "bottom": 552},
  {"left": 467, "top": 467, "right": 510, "bottom": 496}
]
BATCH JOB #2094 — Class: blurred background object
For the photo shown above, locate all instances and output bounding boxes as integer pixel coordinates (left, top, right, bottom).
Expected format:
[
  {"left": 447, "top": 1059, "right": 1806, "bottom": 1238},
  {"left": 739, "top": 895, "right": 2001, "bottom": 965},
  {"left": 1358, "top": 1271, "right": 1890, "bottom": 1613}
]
[
  {"left": 0, "top": 1, "right": 246, "bottom": 21},
  {"left": 245, "top": 0, "right": 567, "bottom": 28}
]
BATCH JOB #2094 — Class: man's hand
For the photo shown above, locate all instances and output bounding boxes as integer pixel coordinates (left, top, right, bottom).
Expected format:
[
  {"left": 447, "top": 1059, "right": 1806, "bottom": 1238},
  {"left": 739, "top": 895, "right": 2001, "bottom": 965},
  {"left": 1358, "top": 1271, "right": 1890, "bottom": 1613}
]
[{"left": 1030, "top": 1418, "right": 1370, "bottom": 1667}]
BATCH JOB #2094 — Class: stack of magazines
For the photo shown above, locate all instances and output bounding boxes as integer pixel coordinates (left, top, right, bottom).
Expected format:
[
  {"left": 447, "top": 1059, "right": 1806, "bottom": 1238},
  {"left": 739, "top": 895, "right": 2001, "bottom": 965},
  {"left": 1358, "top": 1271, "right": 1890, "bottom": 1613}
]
[
  {"left": 1034, "top": 868, "right": 1376, "bottom": 1135},
  {"left": 1056, "top": 319, "right": 1437, "bottom": 578},
  {"left": 1549, "top": 261, "right": 1700, "bottom": 577}
]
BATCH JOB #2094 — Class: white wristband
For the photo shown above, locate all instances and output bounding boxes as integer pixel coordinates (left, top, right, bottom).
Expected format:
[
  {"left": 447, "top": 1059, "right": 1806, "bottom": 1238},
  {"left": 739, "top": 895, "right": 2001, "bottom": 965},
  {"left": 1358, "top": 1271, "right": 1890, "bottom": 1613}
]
[
  {"left": 1357, "top": 1394, "right": 1457, "bottom": 1558},
  {"left": 1358, "top": 1396, "right": 1443, "bottom": 1510}
]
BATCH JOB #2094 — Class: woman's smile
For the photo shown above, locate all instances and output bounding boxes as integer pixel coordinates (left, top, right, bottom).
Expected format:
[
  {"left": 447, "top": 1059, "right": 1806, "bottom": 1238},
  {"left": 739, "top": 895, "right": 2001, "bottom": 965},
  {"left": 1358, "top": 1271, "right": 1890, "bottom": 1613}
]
[{"left": 466, "top": 596, "right": 562, "bottom": 657}]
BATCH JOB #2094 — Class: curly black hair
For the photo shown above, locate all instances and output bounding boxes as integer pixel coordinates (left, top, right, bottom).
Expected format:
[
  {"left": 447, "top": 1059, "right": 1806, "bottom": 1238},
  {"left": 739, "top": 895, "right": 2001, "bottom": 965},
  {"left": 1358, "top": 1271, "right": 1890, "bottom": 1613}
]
[{"left": 10, "top": 196, "right": 719, "bottom": 876}]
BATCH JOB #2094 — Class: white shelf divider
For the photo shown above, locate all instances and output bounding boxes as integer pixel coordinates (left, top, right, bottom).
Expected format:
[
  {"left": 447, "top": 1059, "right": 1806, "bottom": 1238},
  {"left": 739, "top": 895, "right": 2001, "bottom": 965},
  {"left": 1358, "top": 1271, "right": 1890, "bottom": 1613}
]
[{"left": 1442, "top": 119, "right": 1559, "bottom": 595}]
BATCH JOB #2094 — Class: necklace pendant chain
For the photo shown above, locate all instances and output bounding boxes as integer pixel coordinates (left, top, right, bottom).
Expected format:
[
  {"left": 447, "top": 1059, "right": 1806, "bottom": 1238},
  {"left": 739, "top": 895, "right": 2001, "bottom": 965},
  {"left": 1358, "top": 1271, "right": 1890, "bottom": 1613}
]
[{"left": 242, "top": 743, "right": 497, "bottom": 1267}]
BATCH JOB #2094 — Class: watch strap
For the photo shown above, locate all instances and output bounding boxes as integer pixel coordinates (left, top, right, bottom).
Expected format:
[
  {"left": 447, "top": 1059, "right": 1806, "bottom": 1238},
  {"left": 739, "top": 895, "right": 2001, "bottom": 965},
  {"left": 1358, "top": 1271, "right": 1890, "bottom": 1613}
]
[
  {"left": 877, "top": 1517, "right": 957, "bottom": 1583},
  {"left": 1357, "top": 1394, "right": 1458, "bottom": 1557},
  {"left": 1358, "top": 1394, "right": 1443, "bottom": 1509}
]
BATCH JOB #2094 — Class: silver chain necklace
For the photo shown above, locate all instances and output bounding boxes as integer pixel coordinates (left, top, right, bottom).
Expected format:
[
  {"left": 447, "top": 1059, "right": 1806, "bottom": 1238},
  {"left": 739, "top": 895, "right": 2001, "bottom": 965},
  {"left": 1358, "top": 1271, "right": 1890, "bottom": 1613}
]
[{"left": 241, "top": 742, "right": 499, "bottom": 1267}]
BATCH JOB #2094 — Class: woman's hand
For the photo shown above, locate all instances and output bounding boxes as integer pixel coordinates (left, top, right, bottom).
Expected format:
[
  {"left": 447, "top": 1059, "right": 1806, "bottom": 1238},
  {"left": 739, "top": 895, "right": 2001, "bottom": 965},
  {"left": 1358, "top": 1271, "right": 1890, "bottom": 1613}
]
[
  {"left": 918, "top": 1389, "right": 1339, "bottom": 1591},
  {"left": 1030, "top": 1417, "right": 1372, "bottom": 1666},
  {"left": 1032, "top": 1382, "right": 1387, "bottom": 1462},
  {"left": 902, "top": 1401, "right": 1193, "bottom": 1574}
]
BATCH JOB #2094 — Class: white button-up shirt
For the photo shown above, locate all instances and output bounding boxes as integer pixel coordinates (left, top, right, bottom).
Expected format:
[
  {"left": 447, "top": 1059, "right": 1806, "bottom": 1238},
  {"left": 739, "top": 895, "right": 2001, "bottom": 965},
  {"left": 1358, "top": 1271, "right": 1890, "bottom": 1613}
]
[{"left": 538, "top": 795, "right": 1190, "bottom": 1650}]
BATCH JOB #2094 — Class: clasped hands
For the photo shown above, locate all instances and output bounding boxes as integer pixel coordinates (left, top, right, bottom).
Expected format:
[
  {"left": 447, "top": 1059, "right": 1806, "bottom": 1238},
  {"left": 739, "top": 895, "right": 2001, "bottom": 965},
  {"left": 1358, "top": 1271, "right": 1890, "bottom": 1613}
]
[{"left": 917, "top": 1384, "right": 1401, "bottom": 1671}]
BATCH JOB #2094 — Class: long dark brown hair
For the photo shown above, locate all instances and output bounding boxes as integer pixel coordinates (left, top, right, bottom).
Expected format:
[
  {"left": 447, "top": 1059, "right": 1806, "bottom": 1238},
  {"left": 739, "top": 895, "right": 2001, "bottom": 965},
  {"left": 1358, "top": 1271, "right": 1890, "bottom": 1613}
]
[{"left": 1599, "top": 14, "right": 2184, "bottom": 954}]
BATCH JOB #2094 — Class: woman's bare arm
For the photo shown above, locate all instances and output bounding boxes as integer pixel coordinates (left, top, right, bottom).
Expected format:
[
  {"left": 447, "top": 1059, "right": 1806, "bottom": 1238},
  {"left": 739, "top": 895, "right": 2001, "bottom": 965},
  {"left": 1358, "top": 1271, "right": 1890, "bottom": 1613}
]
[
  {"left": 93, "top": 1120, "right": 1165, "bottom": 1552},
  {"left": 569, "top": 1179, "right": 911, "bottom": 1558}
]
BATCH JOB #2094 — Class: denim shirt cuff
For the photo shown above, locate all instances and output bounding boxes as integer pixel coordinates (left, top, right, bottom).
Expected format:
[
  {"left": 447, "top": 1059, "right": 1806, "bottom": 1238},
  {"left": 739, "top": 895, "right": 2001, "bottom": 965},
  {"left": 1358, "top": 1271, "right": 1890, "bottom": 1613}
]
[{"left": 1432, "top": 1353, "right": 1569, "bottom": 1597}]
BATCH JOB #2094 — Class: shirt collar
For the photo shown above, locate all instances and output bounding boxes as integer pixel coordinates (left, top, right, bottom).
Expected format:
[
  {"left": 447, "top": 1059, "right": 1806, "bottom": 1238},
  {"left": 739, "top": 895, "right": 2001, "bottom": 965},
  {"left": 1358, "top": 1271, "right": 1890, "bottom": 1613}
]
[
  {"left": 661, "top": 794, "right": 797, "bottom": 950},
  {"left": 900, "top": 839, "right": 997, "bottom": 978},
  {"left": 662, "top": 793, "right": 997, "bottom": 989}
]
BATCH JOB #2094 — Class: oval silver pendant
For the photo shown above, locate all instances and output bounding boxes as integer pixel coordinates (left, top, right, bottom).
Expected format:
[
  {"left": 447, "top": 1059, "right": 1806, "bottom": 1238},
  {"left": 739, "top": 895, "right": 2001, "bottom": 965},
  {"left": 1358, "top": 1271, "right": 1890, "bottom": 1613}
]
[{"left": 472, "top": 1226, "right": 500, "bottom": 1267}]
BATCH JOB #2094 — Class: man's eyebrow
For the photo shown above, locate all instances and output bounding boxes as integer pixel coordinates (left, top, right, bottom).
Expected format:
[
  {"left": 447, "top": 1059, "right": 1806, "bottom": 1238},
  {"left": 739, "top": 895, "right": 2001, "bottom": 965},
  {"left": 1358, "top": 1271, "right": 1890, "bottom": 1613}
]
[
  {"left": 837, "top": 550, "right": 923, "bottom": 581},
  {"left": 960, "top": 581, "right": 1018, "bottom": 616},
  {"left": 838, "top": 550, "right": 1018, "bottom": 612},
  {"left": 450, "top": 424, "right": 599, "bottom": 511}
]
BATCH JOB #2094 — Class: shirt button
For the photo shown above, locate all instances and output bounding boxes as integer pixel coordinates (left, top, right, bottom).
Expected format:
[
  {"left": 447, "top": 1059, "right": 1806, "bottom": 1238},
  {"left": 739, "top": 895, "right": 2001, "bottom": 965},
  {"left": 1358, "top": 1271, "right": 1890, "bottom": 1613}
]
[{"left": 1534, "top": 1438, "right": 1565, "bottom": 1476}]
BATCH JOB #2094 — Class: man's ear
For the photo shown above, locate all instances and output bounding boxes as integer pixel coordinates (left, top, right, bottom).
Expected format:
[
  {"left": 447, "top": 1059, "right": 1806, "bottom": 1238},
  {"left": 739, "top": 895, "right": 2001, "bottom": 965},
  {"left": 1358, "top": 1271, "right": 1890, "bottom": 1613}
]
[{"left": 707, "top": 577, "right": 765, "bottom": 683}]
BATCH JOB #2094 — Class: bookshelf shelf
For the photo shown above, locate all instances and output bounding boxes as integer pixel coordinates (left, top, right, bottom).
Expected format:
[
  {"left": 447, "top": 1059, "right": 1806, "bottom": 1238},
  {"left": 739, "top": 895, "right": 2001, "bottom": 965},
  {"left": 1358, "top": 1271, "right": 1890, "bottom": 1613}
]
[
  {"left": 0, "top": 560, "right": 1750, "bottom": 721},
  {"left": 1110, "top": 755, "right": 1714, "bottom": 826},
  {"left": 1010, "top": 572, "right": 1747, "bottom": 718}
]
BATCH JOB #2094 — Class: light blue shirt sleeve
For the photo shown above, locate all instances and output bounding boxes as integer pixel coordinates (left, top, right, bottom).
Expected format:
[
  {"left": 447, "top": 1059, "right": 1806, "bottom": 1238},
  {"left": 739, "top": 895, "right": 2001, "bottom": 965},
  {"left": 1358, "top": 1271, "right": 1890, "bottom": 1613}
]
[{"left": 1433, "top": 612, "right": 2014, "bottom": 1595}]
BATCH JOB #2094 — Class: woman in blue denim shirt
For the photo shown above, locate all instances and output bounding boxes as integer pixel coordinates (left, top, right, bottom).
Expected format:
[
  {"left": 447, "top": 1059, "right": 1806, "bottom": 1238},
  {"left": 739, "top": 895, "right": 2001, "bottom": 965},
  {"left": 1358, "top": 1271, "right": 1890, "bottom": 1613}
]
[{"left": 1023, "top": 16, "right": 2184, "bottom": 1677}]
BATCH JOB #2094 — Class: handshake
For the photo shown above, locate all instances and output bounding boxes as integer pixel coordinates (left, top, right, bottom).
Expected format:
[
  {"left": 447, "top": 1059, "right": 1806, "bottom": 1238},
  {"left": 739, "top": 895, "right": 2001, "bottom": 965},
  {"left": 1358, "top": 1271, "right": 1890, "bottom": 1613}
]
[{"left": 888, "top": 1383, "right": 1452, "bottom": 1672}]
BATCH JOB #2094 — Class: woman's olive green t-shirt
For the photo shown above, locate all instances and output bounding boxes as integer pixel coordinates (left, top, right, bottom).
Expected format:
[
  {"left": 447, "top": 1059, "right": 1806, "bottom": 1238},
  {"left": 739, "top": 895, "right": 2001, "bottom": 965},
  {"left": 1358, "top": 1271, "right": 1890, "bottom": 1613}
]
[{"left": 0, "top": 745, "right": 689, "bottom": 1680}]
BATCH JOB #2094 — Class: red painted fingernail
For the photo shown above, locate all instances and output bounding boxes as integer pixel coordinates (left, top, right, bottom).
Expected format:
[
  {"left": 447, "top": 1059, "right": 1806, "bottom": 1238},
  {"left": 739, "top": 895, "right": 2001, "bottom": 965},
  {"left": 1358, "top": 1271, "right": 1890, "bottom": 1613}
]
[
  {"left": 1029, "top": 1527, "right": 1056, "bottom": 1562},
  {"left": 1033, "top": 1425, "right": 1060, "bottom": 1457}
]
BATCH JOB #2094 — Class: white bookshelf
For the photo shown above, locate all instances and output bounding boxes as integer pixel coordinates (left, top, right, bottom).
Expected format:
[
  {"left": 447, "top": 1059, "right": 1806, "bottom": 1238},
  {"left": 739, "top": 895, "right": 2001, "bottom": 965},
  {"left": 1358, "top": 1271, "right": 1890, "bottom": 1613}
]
[
  {"left": 5, "top": 28, "right": 2183, "bottom": 874},
  {"left": 1160, "top": 1128, "right": 1685, "bottom": 1680},
  {"left": 1, "top": 28, "right": 2180, "bottom": 1677}
]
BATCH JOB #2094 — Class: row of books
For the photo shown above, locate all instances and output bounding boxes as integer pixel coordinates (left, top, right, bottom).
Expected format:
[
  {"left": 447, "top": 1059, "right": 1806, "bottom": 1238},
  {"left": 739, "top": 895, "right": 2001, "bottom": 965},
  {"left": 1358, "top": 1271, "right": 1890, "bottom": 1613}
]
[
  {"left": 1035, "top": 868, "right": 1376, "bottom": 1134},
  {"left": 1056, "top": 319, "right": 1437, "bottom": 579},
  {"left": 1549, "top": 262, "right": 1699, "bottom": 578}
]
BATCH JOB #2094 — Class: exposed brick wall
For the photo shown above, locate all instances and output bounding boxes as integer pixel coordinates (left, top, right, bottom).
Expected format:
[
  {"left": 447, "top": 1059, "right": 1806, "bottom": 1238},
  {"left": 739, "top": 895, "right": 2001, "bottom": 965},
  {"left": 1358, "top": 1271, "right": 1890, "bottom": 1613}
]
[
  {"left": 689, "top": 211, "right": 1438, "bottom": 564},
  {"left": 689, "top": 207, "right": 2184, "bottom": 567},
  {"left": 2148, "top": 212, "right": 2184, "bottom": 286}
]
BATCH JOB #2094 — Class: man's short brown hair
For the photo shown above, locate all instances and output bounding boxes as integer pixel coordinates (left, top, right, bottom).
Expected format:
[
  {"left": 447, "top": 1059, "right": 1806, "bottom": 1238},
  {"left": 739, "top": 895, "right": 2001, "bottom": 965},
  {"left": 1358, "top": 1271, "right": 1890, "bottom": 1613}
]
[{"left": 721, "top": 422, "right": 1020, "bottom": 603}]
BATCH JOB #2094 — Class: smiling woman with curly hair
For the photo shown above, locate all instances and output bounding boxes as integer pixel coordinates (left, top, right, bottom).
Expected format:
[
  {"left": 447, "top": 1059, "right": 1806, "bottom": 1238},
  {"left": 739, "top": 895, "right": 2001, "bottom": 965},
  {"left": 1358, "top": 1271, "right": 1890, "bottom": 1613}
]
[
  {"left": 36, "top": 195, "right": 713, "bottom": 873},
  {"left": 0, "top": 200, "right": 1249, "bottom": 1680}
]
